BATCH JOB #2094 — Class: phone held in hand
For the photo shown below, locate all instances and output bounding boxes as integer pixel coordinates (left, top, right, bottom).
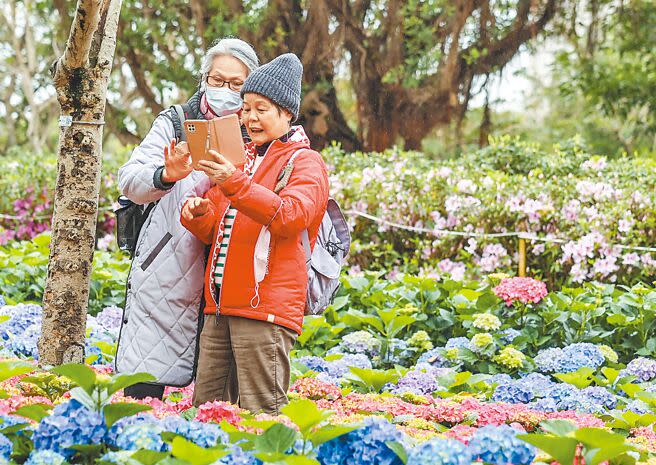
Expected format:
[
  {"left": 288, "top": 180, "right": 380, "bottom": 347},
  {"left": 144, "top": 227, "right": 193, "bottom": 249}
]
[{"left": 183, "top": 114, "right": 246, "bottom": 169}]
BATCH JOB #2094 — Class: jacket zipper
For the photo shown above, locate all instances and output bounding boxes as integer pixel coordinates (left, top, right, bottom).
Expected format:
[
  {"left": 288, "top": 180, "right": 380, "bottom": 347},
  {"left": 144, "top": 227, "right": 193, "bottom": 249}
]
[
  {"left": 209, "top": 205, "right": 231, "bottom": 319},
  {"left": 210, "top": 144, "right": 278, "bottom": 322}
]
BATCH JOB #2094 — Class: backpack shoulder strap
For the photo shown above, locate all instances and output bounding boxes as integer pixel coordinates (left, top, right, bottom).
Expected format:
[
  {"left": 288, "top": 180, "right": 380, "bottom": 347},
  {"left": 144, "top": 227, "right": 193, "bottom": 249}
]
[
  {"left": 169, "top": 103, "right": 192, "bottom": 142},
  {"left": 273, "top": 149, "right": 307, "bottom": 194}
]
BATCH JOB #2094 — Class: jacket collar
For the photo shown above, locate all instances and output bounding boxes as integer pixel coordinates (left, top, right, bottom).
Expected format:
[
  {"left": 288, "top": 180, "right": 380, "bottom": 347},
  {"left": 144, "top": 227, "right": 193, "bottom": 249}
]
[{"left": 244, "top": 125, "right": 311, "bottom": 161}]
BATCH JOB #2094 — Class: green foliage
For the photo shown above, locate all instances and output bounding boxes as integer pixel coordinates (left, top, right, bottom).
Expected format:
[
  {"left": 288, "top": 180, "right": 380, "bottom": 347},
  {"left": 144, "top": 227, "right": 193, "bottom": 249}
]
[
  {"left": 519, "top": 420, "right": 640, "bottom": 465},
  {"left": 301, "top": 271, "right": 656, "bottom": 366},
  {"left": 0, "top": 232, "right": 130, "bottom": 313}
]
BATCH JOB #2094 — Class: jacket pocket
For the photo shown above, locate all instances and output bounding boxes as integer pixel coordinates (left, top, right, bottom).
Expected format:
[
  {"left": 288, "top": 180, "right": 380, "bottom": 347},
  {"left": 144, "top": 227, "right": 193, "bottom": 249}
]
[{"left": 140, "top": 232, "right": 173, "bottom": 271}]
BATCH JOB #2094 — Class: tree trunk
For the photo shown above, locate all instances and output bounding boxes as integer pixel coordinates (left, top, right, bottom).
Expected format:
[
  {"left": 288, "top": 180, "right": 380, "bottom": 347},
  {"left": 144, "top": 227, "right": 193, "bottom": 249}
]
[{"left": 38, "top": 0, "right": 122, "bottom": 366}]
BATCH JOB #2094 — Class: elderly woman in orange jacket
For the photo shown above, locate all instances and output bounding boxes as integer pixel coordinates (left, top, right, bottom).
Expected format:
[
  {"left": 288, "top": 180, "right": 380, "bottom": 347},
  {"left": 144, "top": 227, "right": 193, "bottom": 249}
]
[{"left": 180, "top": 53, "right": 329, "bottom": 414}]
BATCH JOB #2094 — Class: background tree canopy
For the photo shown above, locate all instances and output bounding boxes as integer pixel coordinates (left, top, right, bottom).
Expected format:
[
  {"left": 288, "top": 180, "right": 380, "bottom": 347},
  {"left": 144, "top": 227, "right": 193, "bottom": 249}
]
[{"left": 0, "top": 0, "right": 654, "bottom": 156}]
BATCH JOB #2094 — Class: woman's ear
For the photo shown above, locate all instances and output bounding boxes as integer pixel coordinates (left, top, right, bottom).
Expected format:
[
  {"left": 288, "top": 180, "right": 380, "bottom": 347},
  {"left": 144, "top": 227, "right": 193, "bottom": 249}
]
[{"left": 285, "top": 109, "right": 294, "bottom": 126}]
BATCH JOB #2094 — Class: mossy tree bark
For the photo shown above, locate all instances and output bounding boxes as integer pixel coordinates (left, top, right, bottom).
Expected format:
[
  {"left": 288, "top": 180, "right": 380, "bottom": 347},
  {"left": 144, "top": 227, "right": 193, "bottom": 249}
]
[{"left": 38, "top": 0, "right": 122, "bottom": 366}]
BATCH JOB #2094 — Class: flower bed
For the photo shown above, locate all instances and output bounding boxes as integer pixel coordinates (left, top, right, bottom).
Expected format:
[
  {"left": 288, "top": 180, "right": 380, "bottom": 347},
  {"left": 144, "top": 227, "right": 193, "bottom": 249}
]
[{"left": 1, "top": 273, "right": 655, "bottom": 464}]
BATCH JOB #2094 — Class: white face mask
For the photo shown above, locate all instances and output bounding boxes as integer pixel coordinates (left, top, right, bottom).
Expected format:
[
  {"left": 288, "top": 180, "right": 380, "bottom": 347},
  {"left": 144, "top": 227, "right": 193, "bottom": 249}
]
[{"left": 205, "top": 86, "right": 243, "bottom": 117}]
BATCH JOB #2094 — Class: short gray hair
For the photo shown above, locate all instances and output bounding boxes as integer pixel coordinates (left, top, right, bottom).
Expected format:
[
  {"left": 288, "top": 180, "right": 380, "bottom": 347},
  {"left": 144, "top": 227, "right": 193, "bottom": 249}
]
[{"left": 199, "top": 38, "right": 259, "bottom": 90}]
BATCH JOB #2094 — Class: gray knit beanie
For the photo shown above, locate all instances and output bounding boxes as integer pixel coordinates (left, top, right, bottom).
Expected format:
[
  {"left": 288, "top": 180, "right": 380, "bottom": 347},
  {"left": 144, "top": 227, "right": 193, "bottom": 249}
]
[{"left": 241, "top": 53, "right": 303, "bottom": 121}]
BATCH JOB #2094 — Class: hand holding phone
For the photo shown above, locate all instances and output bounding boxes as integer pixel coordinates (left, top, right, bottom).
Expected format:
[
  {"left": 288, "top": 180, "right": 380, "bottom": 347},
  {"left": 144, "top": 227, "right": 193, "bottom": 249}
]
[{"left": 184, "top": 114, "right": 246, "bottom": 170}]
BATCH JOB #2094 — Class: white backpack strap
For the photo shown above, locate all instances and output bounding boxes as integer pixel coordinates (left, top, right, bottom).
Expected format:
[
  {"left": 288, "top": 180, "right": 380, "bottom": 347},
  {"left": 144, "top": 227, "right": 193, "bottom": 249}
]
[{"left": 301, "top": 229, "right": 311, "bottom": 270}]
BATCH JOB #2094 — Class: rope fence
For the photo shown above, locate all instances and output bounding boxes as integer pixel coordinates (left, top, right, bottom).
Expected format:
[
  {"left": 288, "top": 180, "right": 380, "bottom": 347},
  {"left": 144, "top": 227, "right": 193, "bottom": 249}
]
[{"left": 345, "top": 209, "right": 656, "bottom": 276}]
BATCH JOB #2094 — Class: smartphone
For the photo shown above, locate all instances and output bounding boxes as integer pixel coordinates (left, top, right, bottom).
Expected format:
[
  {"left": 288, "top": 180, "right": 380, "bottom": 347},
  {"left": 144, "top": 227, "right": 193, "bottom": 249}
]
[
  {"left": 183, "top": 120, "right": 210, "bottom": 169},
  {"left": 210, "top": 114, "right": 247, "bottom": 167},
  {"left": 183, "top": 114, "right": 246, "bottom": 169}
]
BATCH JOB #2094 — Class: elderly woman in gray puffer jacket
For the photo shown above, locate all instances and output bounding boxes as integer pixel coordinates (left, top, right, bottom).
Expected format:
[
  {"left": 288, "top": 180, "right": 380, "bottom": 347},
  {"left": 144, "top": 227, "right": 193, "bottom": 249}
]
[{"left": 115, "top": 38, "right": 258, "bottom": 399}]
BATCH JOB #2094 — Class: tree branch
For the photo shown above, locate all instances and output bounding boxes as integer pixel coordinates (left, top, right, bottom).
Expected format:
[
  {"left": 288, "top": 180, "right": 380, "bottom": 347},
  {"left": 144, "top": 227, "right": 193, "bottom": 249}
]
[
  {"left": 62, "top": 0, "right": 103, "bottom": 69},
  {"left": 125, "top": 47, "right": 164, "bottom": 115}
]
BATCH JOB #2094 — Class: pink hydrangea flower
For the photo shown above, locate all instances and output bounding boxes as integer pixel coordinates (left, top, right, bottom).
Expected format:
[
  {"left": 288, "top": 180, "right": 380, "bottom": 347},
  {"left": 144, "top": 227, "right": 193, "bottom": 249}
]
[
  {"left": 493, "top": 277, "right": 548, "bottom": 306},
  {"left": 289, "top": 378, "right": 342, "bottom": 400},
  {"left": 194, "top": 400, "right": 243, "bottom": 425}
]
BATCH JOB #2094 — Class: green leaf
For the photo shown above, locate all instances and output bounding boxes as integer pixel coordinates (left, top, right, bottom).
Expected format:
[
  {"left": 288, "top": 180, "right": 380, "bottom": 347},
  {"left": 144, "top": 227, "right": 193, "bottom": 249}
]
[
  {"left": 554, "top": 367, "right": 595, "bottom": 389},
  {"left": 517, "top": 434, "right": 579, "bottom": 465},
  {"left": 103, "top": 403, "right": 152, "bottom": 428},
  {"left": 601, "top": 367, "right": 620, "bottom": 384},
  {"left": 385, "top": 441, "right": 408, "bottom": 464},
  {"left": 347, "top": 367, "right": 400, "bottom": 393},
  {"left": 253, "top": 423, "right": 298, "bottom": 454},
  {"left": 13, "top": 403, "right": 52, "bottom": 422},
  {"left": 540, "top": 419, "right": 578, "bottom": 436},
  {"left": 620, "top": 383, "right": 643, "bottom": 398},
  {"left": 180, "top": 407, "right": 197, "bottom": 421},
  {"left": 50, "top": 363, "right": 97, "bottom": 395},
  {"left": 0, "top": 360, "right": 36, "bottom": 383},
  {"left": 130, "top": 449, "right": 169, "bottom": 465},
  {"left": 309, "top": 425, "right": 358, "bottom": 447},
  {"left": 281, "top": 399, "right": 331, "bottom": 435},
  {"left": 106, "top": 372, "right": 157, "bottom": 397},
  {"left": 170, "top": 436, "right": 228, "bottom": 465}
]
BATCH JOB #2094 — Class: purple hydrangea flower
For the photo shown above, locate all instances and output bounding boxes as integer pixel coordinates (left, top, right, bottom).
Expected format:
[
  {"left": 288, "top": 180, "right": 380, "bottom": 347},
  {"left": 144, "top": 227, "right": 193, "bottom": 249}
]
[
  {"left": 407, "top": 437, "right": 472, "bottom": 465},
  {"left": 95, "top": 306, "right": 123, "bottom": 332},
  {"left": 624, "top": 357, "right": 656, "bottom": 382},
  {"left": 317, "top": 417, "right": 404, "bottom": 465},
  {"left": 530, "top": 397, "right": 558, "bottom": 413},
  {"left": 388, "top": 368, "right": 441, "bottom": 396},
  {"left": 624, "top": 399, "right": 650, "bottom": 414},
  {"left": 468, "top": 425, "right": 536, "bottom": 465}
]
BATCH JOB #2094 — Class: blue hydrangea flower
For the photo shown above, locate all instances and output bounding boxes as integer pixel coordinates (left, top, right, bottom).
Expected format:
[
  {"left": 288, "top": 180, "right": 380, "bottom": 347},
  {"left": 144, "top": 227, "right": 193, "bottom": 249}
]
[
  {"left": 624, "top": 357, "right": 656, "bottom": 382},
  {"left": 624, "top": 399, "right": 650, "bottom": 414},
  {"left": 558, "top": 393, "right": 604, "bottom": 414},
  {"left": 317, "top": 417, "right": 404, "bottom": 465},
  {"left": 534, "top": 348, "right": 563, "bottom": 373},
  {"left": 445, "top": 337, "right": 472, "bottom": 350},
  {"left": 99, "top": 450, "right": 135, "bottom": 464},
  {"left": 159, "top": 416, "right": 228, "bottom": 448},
  {"left": 298, "top": 356, "right": 329, "bottom": 373},
  {"left": 24, "top": 450, "right": 67, "bottom": 465},
  {"left": 332, "top": 331, "right": 382, "bottom": 357},
  {"left": 468, "top": 425, "right": 536, "bottom": 465},
  {"left": 580, "top": 386, "right": 617, "bottom": 410},
  {"left": 517, "top": 373, "right": 555, "bottom": 394},
  {"left": 492, "top": 382, "right": 534, "bottom": 404},
  {"left": 530, "top": 397, "right": 558, "bottom": 412},
  {"left": 558, "top": 343, "right": 605, "bottom": 373},
  {"left": 497, "top": 328, "right": 521, "bottom": 345},
  {"left": 543, "top": 384, "right": 578, "bottom": 404},
  {"left": 0, "top": 304, "right": 42, "bottom": 341},
  {"left": 32, "top": 399, "right": 107, "bottom": 458},
  {"left": 487, "top": 373, "right": 513, "bottom": 386},
  {"left": 216, "top": 444, "right": 261, "bottom": 465},
  {"left": 0, "top": 414, "right": 28, "bottom": 429},
  {"left": 417, "top": 348, "right": 452, "bottom": 368},
  {"left": 5, "top": 323, "right": 40, "bottom": 358},
  {"left": 407, "top": 437, "right": 471, "bottom": 465},
  {"left": 0, "top": 433, "right": 12, "bottom": 460},
  {"left": 325, "top": 354, "right": 372, "bottom": 380},
  {"left": 115, "top": 423, "right": 165, "bottom": 452},
  {"left": 107, "top": 413, "right": 158, "bottom": 447}
]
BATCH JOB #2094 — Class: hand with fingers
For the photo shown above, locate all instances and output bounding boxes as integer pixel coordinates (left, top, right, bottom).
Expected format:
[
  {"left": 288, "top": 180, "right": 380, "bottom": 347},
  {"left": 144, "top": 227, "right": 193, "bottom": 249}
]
[
  {"left": 162, "top": 139, "right": 192, "bottom": 183},
  {"left": 197, "top": 150, "right": 236, "bottom": 186},
  {"left": 181, "top": 197, "right": 211, "bottom": 221}
]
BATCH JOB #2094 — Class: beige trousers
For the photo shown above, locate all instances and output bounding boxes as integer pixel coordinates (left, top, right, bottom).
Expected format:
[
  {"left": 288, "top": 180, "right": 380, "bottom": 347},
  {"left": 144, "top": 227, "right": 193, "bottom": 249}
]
[{"left": 192, "top": 314, "right": 297, "bottom": 415}]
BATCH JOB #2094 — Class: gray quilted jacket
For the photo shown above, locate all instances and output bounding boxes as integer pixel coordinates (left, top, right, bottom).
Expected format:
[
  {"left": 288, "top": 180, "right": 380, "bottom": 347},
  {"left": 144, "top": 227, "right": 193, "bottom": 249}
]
[{"left": 115, "top": 112, "right": 210, "bottom": 386}]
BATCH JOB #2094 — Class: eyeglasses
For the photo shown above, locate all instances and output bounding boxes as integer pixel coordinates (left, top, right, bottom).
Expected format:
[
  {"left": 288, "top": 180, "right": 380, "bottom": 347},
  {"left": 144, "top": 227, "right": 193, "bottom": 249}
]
[{"left": 206, "top": 75, "right": 244, "bottom": 92}]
